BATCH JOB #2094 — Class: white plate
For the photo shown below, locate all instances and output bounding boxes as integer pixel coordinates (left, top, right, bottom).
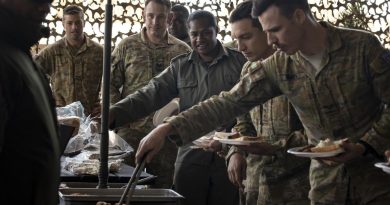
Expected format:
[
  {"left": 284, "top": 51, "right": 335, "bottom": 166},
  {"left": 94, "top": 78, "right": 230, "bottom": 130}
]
[
  {"left": 287, "top": 146, "right": 344, "bottom": 158},
  {"left": 191, "top": 131, "right": 216, "bottom": 149},
  {"left": 374, "top": 162, "right": 390, "bottom": 174},
  {"left": 153, "top": 98, "right": 179, "bottom": 126},
  {"left": 215, "top": 138, "right": 260, "bottom": 146}
]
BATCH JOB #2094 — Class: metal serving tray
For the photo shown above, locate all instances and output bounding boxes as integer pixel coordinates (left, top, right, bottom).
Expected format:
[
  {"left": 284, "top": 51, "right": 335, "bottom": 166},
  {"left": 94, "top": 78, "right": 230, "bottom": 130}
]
[{"left": 59, "top": 188, "right": 183, "bottom": 205}]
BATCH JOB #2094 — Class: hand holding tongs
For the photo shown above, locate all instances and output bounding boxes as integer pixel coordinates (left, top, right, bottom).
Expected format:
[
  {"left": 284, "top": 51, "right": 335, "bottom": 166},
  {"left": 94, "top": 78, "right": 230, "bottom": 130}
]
[{"left": 118, "top": 157, "right": 146, "bottom": 205}]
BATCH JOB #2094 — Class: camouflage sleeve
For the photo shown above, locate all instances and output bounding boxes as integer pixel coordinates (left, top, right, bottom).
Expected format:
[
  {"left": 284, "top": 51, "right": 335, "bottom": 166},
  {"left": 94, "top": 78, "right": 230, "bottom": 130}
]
[
  {"left": 110, "top": 65, "right": 179, "bottom": 128},
  {"left": 234, "top": 113, "right": 257, "bottom": 136},
  {"left": 360, "top": 35, "right": 390, "bottom": 155},
  {"left": 166, "top": 61, "right": 282, "bottom": 146},
  {"left": 34, "top": 47, "right": 53, "bottom": 76},
  {"left": 110, "top": 46, "right": 126, "bottom": 104},
  {"left": 234, "top": 62, "right": 258, "bottom": 136}
]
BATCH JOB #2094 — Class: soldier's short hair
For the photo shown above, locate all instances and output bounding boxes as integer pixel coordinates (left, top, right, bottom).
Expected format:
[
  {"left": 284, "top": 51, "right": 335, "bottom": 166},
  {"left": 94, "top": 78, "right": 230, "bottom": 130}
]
[
  {"left": 252, "top": 0, "right": 312, "bottom": 18},
  {"left": 187, "top": 10, "right": 217, "bottom": 29},
  {"left": 63, "top": 5, "right": 84, "bottom": 18},
  {"left": 171, "top": 4, "right": 189, "bottom": 20},
  {"left": 229, "top": 1, "right": 262, "bottom": 30},
  {"left": 145, "top": 0, "right": 171, "bottom": 10}
]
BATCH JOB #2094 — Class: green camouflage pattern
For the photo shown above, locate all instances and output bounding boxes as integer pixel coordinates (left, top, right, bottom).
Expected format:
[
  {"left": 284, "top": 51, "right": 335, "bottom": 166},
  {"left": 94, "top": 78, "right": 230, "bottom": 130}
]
[
  {"left": 110, "top": 27, "right": 191, "bottom": 133},
  {"left": 34, "top": 34, "right": 103, "bottom": 116},
  {"left": 110, "top": 27, "right": 190, "bottom": 188},
  {"left": 233, "top": 62, "right": 310, "bottom": 205},
  {"left": 166, "top": 22, "right": 390, "bottom": 203}
]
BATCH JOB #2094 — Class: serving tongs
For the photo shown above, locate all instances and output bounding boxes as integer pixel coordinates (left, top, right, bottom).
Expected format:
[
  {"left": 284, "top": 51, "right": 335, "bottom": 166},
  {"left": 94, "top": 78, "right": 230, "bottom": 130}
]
[{"left": 118, "top": 158, "right": 146, "bottom": 205}]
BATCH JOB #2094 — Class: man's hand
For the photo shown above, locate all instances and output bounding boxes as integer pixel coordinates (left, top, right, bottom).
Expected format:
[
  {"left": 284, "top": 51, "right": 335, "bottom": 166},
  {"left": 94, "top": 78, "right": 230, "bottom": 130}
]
[
  {"left": 203, "top": 140, "right": 222, "bottom": 152},
  {"left": 385, "top": 150, "right": 390, "bottom": 163},
  {"left": 319, "top": 139, "right": 365, "bottom": 164},
  {"left": 227, "top": 153, "right": 246, "bottom": 189},
  {"left": 235, "top": 142, "right": 277, "bottom": 155},
  {"left": 135, "top": 123, "right": 173, "bottom": 164}
]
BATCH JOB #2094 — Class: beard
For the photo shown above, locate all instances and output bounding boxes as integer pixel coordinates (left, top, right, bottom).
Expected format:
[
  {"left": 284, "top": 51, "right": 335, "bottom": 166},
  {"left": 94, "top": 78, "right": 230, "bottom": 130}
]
[{"left": 0, "top": 6, "right": 47, "bottom": 51}]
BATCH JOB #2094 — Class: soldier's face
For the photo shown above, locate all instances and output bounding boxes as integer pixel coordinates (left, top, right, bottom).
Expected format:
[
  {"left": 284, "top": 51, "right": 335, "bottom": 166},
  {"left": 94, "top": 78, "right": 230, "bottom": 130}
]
[
  {"left": 63, "top": 13, "right": 84, "bottom": 42},
  {"left": 143, "top": 1, "right": 170, "bottom": 40},
  {"left": 231, "top": 18, "right": 272, "bottom": 62},
  {"left": 169, "top": 11, "right": 188, "bottom": 39},
  {"left": 258, "top": 5, "right": 304, "bottom": 55},
  {"left": 189, "top": 18, "right": 218, "bottom": 58}
]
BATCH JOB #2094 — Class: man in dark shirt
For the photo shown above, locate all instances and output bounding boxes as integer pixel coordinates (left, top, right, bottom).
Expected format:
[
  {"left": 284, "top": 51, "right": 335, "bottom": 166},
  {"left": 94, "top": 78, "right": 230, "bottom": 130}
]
[
  {"left": 110, "top": 10, "right": 246, "bottom": 205},
  {"left": 0, "top": 0, "right": 60, "bottom": 204},
  {"left": 169, "top": 4, "right": 190, "bottom": 45}
]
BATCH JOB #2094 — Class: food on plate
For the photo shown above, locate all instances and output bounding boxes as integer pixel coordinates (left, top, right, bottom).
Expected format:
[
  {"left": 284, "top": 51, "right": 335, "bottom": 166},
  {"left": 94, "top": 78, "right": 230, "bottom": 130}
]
[
  {"left": 300, "top": 138, "right": 343, "bottom": 152},
  {"left": 299, "top": 145, "right": 315, "bottom": 152},
  {"left": 213, "top": 132, "right": 262, "bottom": 143},
  {"left": 227, "top": 133, "right": 241, "bottom": 139},
  {"left": 233, "top": 136, "right": 263, "bottom": 141}
]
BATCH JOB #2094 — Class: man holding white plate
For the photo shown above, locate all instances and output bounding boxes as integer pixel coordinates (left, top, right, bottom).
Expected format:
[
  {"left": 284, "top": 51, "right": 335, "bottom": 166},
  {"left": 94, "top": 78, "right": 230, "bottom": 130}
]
[{"left": 136, "top": 0, "right": 390, "bottom": 204}]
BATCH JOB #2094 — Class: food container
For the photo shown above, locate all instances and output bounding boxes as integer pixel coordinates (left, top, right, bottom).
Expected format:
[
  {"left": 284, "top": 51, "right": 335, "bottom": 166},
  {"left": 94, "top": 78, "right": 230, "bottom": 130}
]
[{"left": 59, "top": 188, "right": 183, "bottom": 205}]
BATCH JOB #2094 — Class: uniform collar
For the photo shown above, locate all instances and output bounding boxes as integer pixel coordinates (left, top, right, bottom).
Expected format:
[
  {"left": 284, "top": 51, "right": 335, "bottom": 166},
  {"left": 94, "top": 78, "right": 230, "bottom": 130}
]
[
  {"left": 291, "top": 21, "right": 342, "bottom": 62},
  {"left": 141, "top": 27, "right": 174, "bottom": 46},
  {"left": 188, "top": 41, "right": 229, "bottom": 64},
  {"left": 63, "top": 33, "right": 91, "bottom": 53}
]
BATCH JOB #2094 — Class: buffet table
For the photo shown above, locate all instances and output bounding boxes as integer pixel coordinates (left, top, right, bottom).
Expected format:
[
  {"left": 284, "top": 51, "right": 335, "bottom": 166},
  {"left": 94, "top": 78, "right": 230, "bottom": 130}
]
[{"left": 61, "top": 163, "right": 154, "bottom": 183}]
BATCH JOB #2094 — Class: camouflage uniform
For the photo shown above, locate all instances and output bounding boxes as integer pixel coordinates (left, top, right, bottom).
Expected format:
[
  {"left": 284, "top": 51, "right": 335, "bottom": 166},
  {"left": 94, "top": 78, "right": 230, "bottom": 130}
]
[
  {"left": 34, "top": 34, "right": 103, "bottom": 116},
  {"left": 110, "top": 27, "right": 191, "bottom": 188},
  {"left": 230, "top": 63, "right": 311, "bottom": 205},
  {"left": 165, "top": 22, "right": 390, "bottom": 204}
]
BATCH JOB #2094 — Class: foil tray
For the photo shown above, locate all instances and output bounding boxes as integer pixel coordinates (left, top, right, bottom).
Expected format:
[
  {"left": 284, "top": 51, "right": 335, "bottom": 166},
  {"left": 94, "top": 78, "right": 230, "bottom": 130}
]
[{"left": 59, "top": 188, "right": 183, "bottom": 205}]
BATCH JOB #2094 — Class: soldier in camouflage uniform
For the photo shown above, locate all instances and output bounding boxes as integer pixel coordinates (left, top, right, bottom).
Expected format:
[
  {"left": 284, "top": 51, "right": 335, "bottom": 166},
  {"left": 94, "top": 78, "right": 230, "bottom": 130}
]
[
  {"left": 34, "top": 5, "right": 103, "bottom": 116},
  {"left": 110, "top": 10, "right": 245, "bottom": 205},
  {"left": 136, "top": 0, "right": 390, "bottom": 204},
  {"left": 222, "top": 2, "right": 311, "bottom": 204},
  {"left": 109, "top": 0, "right": 191, "bottom": 188},
  {"left": 169, "top": 4, "right": 190, "bottom": 46}
]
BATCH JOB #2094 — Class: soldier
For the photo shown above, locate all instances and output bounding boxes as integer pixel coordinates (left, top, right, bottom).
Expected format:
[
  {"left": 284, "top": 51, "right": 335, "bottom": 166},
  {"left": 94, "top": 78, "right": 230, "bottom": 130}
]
[
  {"left": 109, "top": 10, "right": 245, "bottom": 205},
  {"left": 169, "top": 4, "right": 190, "bottom": 46},
  {"left": 0, "top": 0, "right": 60, "bottom": 204},
  {"left": 136, "top": 0, "right": 390, "bottom": 204},
  {"left": 224, "top": 2, "right": 311, "bottom": 204},
  {"left": 110, "top": 0, "right": 191, "bottom": 188},
  {"left": 34, "top": 5, "right": 103, "bottom": 117}
]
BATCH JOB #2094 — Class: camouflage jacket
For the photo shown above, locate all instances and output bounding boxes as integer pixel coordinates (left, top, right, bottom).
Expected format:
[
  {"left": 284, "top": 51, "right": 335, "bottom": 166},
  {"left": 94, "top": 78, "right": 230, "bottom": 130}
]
[
  {"left": 231, "top": 62, "right": 310, "bottom": 204},
  {"left": 110, "top": 27, "right": 191, "bottom": 133},
  {"left": 34, "top": 34, "right": 103, "bottom": 116},
  {"left": 166, "top": 22, "right": 390, "bottom": 203}
]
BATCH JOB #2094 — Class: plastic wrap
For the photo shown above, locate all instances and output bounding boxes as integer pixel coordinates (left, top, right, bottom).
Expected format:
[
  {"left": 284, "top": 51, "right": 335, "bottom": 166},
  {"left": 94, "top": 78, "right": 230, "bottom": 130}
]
[{"left": 57, "top": 102, "right": 133, "bottom": 175}]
